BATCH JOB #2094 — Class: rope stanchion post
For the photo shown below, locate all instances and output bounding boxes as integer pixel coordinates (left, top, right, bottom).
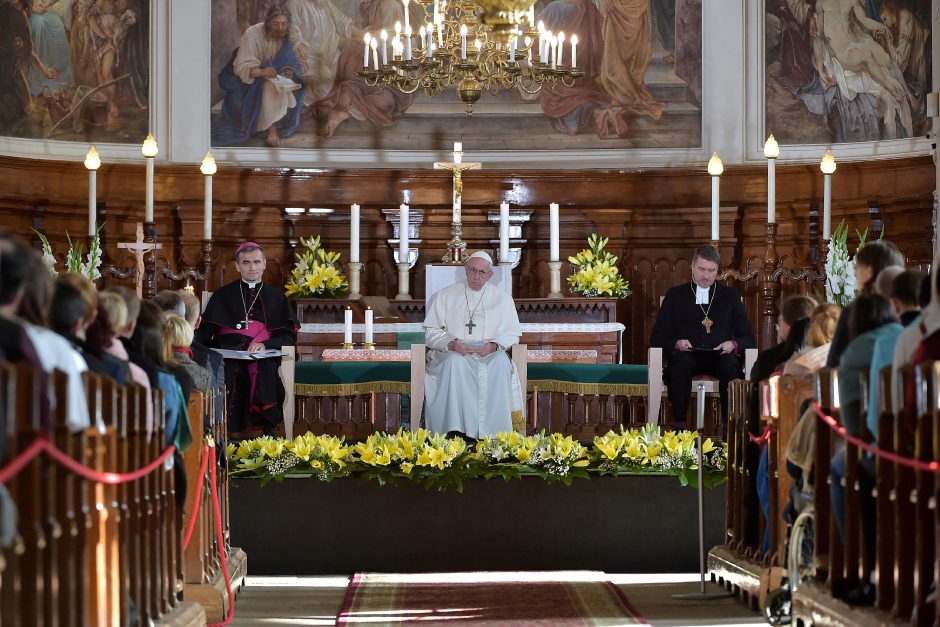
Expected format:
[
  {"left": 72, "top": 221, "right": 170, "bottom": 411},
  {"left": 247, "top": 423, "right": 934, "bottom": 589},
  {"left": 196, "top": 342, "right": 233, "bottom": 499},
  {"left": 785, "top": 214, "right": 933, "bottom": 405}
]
[{"left": 673, "top": 383, "right": 734, "bottom": 601}]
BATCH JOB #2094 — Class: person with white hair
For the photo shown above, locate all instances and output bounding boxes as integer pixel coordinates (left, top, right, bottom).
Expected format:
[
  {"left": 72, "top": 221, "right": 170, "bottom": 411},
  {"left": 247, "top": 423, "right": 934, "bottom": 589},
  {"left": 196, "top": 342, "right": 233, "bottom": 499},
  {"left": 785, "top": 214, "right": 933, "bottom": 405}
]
[{"left": 422, "top": 251, "right": 524, "bottom": 439}]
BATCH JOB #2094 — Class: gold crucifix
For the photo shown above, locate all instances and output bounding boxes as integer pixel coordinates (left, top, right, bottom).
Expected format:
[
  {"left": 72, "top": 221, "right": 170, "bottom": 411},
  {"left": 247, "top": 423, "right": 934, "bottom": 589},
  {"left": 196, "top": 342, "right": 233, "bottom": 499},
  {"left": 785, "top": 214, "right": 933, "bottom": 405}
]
[
  {"left": 702, "top": 316, "right": 714, "bottom": 334},
  {"left": 434, "top": 143, "right": 481, "bottom": 262}
]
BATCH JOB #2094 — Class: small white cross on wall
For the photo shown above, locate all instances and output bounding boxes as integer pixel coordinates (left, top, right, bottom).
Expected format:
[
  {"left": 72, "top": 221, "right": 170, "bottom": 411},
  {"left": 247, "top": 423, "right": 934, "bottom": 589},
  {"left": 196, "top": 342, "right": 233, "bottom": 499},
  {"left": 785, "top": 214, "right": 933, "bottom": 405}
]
[{"left": 117, "top": 223, "right": 162, "bottom": 297}]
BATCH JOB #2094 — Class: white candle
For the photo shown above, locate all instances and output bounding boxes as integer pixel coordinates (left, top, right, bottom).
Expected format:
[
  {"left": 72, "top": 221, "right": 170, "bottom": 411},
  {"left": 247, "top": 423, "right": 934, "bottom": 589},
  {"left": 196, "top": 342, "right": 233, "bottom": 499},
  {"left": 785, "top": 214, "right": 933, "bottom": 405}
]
[
  {"left": 707, "top": 153, "right": 723, "bottom": 241},
  {"left": 365, "top": 307, "right": 374, "bottom": 344},
  {"left": 763, "top": 135, "right": 779, "bottom": 224},
  {"left": 509, "top": 33, "right": 517, "bottom": 61},
  {"left": 84, "top": 146, "right": 100, "bottom": 236},
  {"left": 371, "top": 38, "right": 379, "bottom": 70},
  {"left": 380, "top": 30, "right": 388, "bottom": 65},
  {"left": 557, "top": 32, "right": 565, "bottom": 65},
  {"left": 363, "top": 33, "right": 371, "bottom": 68},
  {"left": 399, "top": 203, "right": 409, "bottom": 263},
  {"left": 499, "top": 202, "right": 510, "bottom": 262},
  {"left": 549, "top": 202, "right": 559, "bottom": 262},
  {"left": 404, "top": 27, "right": 412, "bottom": 61},
  {"left": 350, "top": 204, "right": 361, "bottom": 263},
  {"left": 550, "top": 37, "right": 557, "bottom": 68},
  {"left": 344, "top": 308, "right": 353, "bottom": 345},
  {"left": 571, "top": 34, "right": 578, "bottom": 67},
  {"left": 403, "top": 0, "right": 410, "bottom": 32},
  {"left": 142, "top": 133, "right": 159, "bottom": 223},
  {"left": 460, "top": 24, "right": 467, "bottom": 59},
  {"left": 200, "top": 151, "right": 217, "bottom": 240},
  {"left": 820, "top": 150, "right": 836, "bottom": 240}
]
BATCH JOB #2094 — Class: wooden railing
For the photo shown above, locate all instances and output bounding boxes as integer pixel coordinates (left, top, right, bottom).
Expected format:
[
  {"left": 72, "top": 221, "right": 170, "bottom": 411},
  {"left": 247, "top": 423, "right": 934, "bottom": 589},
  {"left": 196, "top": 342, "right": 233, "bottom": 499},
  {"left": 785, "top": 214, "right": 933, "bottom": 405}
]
[
  {"left": 0, "top": 361, "right": 234, "bottom": 626},
  {"left": 710, "top": 362, "right": 940, "bottom": 625}
]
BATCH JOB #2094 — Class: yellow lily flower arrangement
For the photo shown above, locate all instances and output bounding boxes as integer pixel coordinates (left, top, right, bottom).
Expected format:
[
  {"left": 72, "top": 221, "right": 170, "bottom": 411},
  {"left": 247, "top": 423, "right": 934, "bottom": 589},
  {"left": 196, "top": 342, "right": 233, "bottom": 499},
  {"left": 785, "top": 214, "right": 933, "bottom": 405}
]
[
  {"left": 567, "top": 234, "right": 631, "bottom": 298},
  {"left": 284, "top": 235, "right": 349, "bottom": 299}
]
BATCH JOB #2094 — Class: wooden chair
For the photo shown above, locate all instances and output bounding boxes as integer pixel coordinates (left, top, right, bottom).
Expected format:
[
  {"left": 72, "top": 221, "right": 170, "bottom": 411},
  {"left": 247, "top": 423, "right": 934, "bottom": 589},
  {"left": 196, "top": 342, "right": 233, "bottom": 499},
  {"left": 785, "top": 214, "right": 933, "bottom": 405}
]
[
  {"left": 279, "top": 345, "right": 296, "bottom": 438},
  {"left": 409, "top": 344, "right": 528, "bottom": 434},
  {"left": 647, "top": 345, "right": 757, "bottom": 425}
]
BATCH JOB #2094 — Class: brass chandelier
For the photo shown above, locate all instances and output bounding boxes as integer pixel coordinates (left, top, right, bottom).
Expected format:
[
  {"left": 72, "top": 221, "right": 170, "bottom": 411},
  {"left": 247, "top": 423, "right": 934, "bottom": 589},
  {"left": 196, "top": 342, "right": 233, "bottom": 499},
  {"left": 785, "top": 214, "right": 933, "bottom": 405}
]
[{"left": 358, "top": 0, "right": 582, "bottom": 116}]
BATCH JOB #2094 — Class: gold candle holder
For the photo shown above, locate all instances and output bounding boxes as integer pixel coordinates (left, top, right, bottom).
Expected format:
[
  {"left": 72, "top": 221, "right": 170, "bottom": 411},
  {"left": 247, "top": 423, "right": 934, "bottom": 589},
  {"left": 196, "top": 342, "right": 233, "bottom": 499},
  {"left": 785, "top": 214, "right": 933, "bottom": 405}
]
[
  {"left": 363, "top": 342, "right": 376, "bottom": 350},
  {"left": 342, "top": 342, "right": 354, "bottom": 350}
]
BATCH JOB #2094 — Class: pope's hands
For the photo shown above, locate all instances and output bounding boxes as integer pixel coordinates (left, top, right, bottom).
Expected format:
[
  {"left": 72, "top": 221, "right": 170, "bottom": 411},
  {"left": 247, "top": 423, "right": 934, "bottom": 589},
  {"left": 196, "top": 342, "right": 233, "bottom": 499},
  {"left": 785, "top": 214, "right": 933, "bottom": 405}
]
[
  {"left": 448, "top": 340, "right": 498, "bottom": 356},
  {"left": 448, "top": 340, "right": 473, "bottom": 355}
]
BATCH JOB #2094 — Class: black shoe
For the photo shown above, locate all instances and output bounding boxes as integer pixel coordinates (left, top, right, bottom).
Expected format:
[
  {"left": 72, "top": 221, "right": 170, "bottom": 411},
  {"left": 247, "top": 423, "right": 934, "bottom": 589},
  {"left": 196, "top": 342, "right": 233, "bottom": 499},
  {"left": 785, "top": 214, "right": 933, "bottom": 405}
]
[{"left": 844, "top": 582, "right": 875, "bottom": 606}]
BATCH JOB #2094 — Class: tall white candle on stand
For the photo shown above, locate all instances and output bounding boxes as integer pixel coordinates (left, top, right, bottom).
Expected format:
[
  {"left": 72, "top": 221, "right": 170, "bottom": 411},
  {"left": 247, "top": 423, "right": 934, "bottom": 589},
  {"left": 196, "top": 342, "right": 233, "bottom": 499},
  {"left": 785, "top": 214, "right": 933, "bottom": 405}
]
[
  {"left": 84, "top": 146, "right": 100, "bottom": 236},
  {"left": 820, "top": 150, "right": 836, "bottom": 241},
  {"left": 399, "top": 203, "right": 409, "bottom": 263},
  {"left": 763, "top": 134, "right": 779, "bottom": 223},
  {"left": 343, "top": 308, "right": 353, "bottom": 345},
  {"left": 707, "top": 153, "right": 723, "bottom": 241},
  {"left": 499, "top": 202, "right": 510, "bottom": 262},
  {"left": 350, "top": 204, "right": 361, "bottom": 263},
  {"left": 200, "top": 152, "right": 217, "bottom": 240},
  {"left": 142, "top": 133, "right": 158, "bottom": 222},
  {"left": 365, "top": 307, "right": 374, "bottom": 344},
  {"left": 549, "top": 202, "right": 560, "bottom": 261}
]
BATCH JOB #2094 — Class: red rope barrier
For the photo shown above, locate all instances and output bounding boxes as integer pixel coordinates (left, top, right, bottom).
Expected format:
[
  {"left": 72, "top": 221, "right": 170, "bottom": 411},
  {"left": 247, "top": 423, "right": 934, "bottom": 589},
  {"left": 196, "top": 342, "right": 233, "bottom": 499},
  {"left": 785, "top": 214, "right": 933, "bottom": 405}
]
[
  {"left": 0, "top": 436, "right": 175, "bottom": 485},
  {"left": 207, "top": 440, "right": 236, "bottom": 627},
  {"left": 749, "top": 425, "right": 773, "bottom": 445},
  {"left": 812, "top": 401, "right": 940, "bottom": 474},
  {"left": 182, "top": 443, "right": 211, "bottom": 551}
]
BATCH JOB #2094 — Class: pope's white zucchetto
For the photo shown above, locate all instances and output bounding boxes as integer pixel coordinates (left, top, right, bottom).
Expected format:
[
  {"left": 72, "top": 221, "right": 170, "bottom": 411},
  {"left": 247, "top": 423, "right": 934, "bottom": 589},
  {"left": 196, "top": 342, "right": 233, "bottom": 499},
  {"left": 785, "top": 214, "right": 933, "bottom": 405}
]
[{"left": 468, "top": 251, "right": 493, "bottom": 265}]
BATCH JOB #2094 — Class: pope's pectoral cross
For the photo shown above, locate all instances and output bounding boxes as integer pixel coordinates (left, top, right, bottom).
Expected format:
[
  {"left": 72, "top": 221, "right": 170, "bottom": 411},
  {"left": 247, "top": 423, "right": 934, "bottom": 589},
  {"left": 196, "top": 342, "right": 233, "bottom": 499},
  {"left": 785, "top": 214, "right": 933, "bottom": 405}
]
[
  {"left": 465, "top": 318, "right": 477, "bottom": 333},
  {"left": 702, "top": 316, "right": 713, "bottom": 334},
  {"left": 117, "top": 223, "right": 162, "bottom": 298}
]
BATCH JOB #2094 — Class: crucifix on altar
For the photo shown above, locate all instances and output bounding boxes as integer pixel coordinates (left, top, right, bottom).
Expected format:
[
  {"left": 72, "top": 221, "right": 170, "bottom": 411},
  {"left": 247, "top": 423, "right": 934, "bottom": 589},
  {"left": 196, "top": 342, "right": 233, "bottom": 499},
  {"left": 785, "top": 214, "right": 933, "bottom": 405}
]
[
  {"left": 117, "top": 223, "right": 162, "bottom": 298},
  {"left": 434, "top": 141, "right": 481, "bottom": 263}
]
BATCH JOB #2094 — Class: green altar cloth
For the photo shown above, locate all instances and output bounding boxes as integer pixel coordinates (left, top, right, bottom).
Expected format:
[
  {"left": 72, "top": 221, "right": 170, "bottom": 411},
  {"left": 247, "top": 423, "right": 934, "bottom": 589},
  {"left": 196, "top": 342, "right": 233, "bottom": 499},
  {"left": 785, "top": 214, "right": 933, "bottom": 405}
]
[{"left": 295, "top": 361, "right": 648, "bottom": 397}]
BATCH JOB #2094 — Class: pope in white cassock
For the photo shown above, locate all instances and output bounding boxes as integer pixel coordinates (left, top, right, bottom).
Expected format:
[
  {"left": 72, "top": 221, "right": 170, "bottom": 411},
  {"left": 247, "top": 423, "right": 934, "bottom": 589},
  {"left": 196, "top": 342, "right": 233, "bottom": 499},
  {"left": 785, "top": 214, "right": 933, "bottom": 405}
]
[{"left": 422, "top": 251, "right": 525, "bottom": 438}]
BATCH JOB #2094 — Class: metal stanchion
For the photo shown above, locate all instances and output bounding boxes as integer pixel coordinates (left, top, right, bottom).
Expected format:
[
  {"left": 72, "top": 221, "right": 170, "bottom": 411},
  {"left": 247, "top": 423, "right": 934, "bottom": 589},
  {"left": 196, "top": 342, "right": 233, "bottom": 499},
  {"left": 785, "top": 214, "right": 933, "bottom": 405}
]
[{"left": 672, "top": 382, "right": 734, "bottom": 601}]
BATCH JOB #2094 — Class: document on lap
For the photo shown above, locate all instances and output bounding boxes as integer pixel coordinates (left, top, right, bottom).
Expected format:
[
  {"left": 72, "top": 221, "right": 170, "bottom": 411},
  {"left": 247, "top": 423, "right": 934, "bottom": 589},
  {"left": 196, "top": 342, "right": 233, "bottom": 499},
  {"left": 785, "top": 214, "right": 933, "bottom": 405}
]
[{"left": 212, "top": 348, "right": 284, "bottom": 360}]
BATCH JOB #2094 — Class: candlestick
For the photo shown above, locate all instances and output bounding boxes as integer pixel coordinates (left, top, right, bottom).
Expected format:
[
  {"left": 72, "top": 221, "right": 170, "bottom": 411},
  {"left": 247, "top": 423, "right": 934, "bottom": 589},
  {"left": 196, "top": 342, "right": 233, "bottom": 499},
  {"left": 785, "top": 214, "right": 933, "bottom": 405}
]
[
  {"left": 399, "top": 204, "right": 409, "bottom": 263},
  {"left": 707, "top": 153, "right": 723, "bottom": 241},
  {"left": 820, "top": 149, "right": 836, "bottom": 241},
  {"left": 200, "top": 151, "right": 217, "bottom": 240},
  {"left": 364, "top": 307, "right": 374, "bottom": 346},
  {"left": 499, "top": 202, "right": 510, "bottom": 263},
  {"left": 396, "top": 262, "right": 411, "bottom": 300},
  {"left": 343, "top": 308, "right": 353, "bottom": 347},
  {"left": 142, "top": 133, "right": 158, "bottom": 223},
  {"left": 549, "top": 203, "right": 560, "bottom": 261},
  {"left": 763, "top": 134, "right": 779, "bottom": 224},
  {"left": 548, "top": 260, "right": 562, "bottom": 298},
  {"left": 84, "top": 146, "right": 100, "bottom": 236},
  {"left": 350, "top": 203, "right": 361, "bottom": 263}
]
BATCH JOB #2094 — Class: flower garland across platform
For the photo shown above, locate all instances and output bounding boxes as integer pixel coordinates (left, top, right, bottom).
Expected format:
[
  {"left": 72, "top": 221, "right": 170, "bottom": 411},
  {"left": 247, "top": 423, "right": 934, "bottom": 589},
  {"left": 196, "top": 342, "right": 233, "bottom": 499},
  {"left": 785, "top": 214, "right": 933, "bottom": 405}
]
[{"left": 227, "top": 425, "right": 727, "bottom": 491}]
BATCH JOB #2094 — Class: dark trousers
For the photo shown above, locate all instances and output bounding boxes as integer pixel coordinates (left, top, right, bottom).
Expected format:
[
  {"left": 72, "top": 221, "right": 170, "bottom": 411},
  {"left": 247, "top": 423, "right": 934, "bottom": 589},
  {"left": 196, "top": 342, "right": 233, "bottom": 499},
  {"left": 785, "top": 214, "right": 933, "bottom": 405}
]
[{"left": 666, "top": 350, "right": 742, "bottom": 426}]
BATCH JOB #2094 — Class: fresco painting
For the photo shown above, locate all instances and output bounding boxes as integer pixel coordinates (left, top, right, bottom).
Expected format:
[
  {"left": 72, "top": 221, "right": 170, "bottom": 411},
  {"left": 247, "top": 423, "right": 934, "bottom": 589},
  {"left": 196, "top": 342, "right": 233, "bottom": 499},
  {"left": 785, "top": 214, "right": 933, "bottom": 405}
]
[
  {"left": 210, "top": 0, "right": 703, "bottom": 150},
  {"left": 0, "top": 0, "right": 150, "bottom": 143},
  {"left": 766, "top": 0, "right": 931, "bottom": 144}
]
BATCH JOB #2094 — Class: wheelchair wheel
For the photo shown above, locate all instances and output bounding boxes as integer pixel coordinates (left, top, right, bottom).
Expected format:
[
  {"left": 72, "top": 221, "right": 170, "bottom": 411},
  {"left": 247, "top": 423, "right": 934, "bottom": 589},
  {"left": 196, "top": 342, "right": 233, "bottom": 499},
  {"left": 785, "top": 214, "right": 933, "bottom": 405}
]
[
  {"left": 788, "top": 509, "right": 815, "bottom": 593},
  {"left": 763, "top": 586, "right": 792, "bottom": 625}
]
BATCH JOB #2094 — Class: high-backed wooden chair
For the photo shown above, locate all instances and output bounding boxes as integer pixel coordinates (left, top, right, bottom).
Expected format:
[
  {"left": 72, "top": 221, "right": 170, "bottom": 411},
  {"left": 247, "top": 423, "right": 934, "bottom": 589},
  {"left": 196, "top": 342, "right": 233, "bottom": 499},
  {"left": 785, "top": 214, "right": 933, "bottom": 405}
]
[{"left": 409, "top": 344, "right": 527, "bottom": 434}]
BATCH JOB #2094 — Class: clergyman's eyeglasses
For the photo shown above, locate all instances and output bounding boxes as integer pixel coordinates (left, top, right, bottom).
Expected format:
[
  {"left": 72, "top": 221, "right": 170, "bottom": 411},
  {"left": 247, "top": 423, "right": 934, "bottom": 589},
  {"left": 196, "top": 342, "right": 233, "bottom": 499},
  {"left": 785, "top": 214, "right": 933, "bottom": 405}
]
[{"left": 466, "top": 267, "right": 490, "bottom": 276}]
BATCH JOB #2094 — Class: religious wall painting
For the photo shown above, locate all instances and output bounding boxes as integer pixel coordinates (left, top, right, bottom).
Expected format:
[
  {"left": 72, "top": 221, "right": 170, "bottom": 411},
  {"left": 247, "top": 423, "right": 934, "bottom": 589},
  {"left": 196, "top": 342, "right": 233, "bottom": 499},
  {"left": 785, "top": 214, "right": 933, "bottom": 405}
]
[
  {"left": 0, "top": 0, "right": 151, "bottom": 143},
  {"left": 765, "top": 0, "right": 931, "bottom": 144},
  {"left": 210, "top": 0, "right": 702, "bottom": 150}
]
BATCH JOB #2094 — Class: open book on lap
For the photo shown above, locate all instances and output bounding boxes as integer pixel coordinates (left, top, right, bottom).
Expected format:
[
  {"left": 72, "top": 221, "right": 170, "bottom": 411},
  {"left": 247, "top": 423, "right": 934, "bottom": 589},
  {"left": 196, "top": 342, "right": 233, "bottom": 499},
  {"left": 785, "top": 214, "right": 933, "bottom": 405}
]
[{"left": 212, "top": 348, "right": 284, "bottom": 360}]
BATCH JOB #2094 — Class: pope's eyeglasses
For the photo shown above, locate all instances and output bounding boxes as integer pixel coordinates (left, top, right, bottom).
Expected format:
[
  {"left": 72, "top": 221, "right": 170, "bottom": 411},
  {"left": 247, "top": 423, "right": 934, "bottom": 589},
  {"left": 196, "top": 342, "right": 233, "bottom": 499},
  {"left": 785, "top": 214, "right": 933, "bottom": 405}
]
[{"left": 465, "top": 267, "right": 490, "bottom": 276}]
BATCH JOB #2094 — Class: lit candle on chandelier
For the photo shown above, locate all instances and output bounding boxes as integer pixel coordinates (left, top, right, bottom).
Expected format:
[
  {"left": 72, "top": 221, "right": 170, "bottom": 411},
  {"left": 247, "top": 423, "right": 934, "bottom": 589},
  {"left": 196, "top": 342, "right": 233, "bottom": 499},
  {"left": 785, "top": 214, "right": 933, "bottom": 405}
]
[
  {"left": 403, "top": 0, "right": 410, "bottom": 33},
  {"left": 380, "top": 30, "right": 388, "bottom": 65},
  {"left": 404, "top": 26, "right": 412, "bottom": 61},
  {"left": 371, "top": 37, "right": 379, "bottom": 70},
  {"left": 363, "top": 33, "right": 371, "bottom": 67},
  {"left": 571, "top": 34, "right": 578, "bottom": 67},
  {"left": 460, "top": 24, "right": 468, "bottom": 60},
  {"left": 557, "top": 31, "right": 565, "bottom": 66},
  {"left": 84, "top": 146, "right": 100, "bottom": 236}
]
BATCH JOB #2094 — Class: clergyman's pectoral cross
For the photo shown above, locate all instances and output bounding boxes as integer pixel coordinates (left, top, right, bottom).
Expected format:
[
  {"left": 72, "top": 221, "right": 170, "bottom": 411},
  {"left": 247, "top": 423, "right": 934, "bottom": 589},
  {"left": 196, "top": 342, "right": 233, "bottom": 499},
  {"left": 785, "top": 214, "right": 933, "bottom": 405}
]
[
  {"left": 466, "top": 318, "right": 477, "bottom": 334},
  {"left": 702, "top": 316, "right": 713, "bottom": 334}
]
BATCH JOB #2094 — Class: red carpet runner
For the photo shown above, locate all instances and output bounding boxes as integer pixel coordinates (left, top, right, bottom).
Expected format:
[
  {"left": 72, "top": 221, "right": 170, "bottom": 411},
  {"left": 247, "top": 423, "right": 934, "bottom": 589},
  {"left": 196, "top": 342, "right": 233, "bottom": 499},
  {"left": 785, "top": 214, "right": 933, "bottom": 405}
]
[{"left": 337, "top": 571, "right": 649, "bottom": 626}]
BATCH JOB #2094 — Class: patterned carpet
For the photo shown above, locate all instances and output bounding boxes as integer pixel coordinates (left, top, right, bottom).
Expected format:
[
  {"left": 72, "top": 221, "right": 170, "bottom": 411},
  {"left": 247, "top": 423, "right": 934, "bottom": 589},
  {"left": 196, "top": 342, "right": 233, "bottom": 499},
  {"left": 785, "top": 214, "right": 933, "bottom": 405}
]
[{"left": 337, "top": 571, "right": 649, "bottom": 626}]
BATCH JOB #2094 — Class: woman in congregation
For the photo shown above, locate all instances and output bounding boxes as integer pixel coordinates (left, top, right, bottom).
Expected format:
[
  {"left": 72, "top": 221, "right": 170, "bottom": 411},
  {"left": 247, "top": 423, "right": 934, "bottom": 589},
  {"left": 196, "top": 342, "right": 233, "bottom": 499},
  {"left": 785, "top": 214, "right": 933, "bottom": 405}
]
[
  {"left": 164, "top": 313, "right": 212, "bottom": 393},
  {"left": 98, "top": 290, "right": 153, "bottom": 430},
  {"left": 783, "top": 303, "right": 842, "bottom": 376}
]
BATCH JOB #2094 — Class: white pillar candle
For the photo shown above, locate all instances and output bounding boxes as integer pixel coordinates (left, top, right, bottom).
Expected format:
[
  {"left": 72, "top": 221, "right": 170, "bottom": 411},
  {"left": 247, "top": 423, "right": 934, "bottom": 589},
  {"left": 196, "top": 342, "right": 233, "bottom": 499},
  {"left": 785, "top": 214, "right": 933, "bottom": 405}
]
[
  {"left": 344, "top": 308, "right": 353, "bottom": 345},
  {"left": 707, "top": 152, "right": 723, "bottom": 241},
  {"left": 84, "top": 146, "right": 100, "bottom": 236},
  {"left": 200, "top": 151, "right": 217, "bottom": 240},
  {"left": 399, "top": 203, "right": 409, "bottom": 262},
  {"left": 571, "top": 34, "right": 578, "bottom": 68},
  {"left": 509, "top": 33, "right": 517, "bottom": 61},
  {"left": 460, "top": 24, "right": 467, "bottom": 59},
  {"left": 820, "top": 149, "right": 836, "bottom": 240},
  {"left": 403, "top": 0, "right": 410, "bottom": 32},
  {"left": 404, "top": 27, "right": 412, "bottom": 61},
  {"left": 549, "top": 202, "right": 559, "bottom": 261},
  {"left": 380, "top": 30, "right": 388, "bottom": 65},
  {"left": 499, "top": 202, "right": 510, "bottom": 262},
  {"left": 141, "top": 134, "right": 158, "bottom": 223},
  {"left": 365, "top": 307, "right": 374, "bottom": 344},
  {"left": 557, "top": 31, "right": 565, "bottom": 65},
  {"left": 350, "top": 204, "right": 361, "bottom": 263},
  {"left": 371, "top": 38, "right": 379, "bottom": 69},
  {"left": 363, "top": 33, "right": 371, "bottom": 67},
  {"left": 763, "top": 135, "right": 779, "bottom": 224}
]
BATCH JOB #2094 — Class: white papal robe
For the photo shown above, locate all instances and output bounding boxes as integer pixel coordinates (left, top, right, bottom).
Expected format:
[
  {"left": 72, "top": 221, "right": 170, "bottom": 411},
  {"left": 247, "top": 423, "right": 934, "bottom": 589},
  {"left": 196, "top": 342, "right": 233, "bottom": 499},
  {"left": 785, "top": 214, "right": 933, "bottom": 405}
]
[{"left": 422, "top": 281, "right": 524, "bottom": 438}]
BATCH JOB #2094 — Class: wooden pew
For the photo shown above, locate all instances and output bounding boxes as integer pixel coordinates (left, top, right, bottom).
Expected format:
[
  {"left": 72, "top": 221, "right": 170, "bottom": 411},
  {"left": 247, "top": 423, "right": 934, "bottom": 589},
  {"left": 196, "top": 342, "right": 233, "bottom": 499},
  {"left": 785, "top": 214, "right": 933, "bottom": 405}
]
[{"left": 913, "top": 362, "right": 935, "bottom": 625}]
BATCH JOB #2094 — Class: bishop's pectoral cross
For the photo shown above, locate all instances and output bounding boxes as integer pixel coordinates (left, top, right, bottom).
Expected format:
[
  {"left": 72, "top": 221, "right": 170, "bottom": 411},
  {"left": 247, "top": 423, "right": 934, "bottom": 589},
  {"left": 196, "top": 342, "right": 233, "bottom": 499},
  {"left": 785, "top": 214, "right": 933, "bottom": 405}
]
[
  {"left": 702, "top": 316, "right": 714, "bottom": 334},
  {"left": 117, "top": 223, "right": 162, "bottom": 298},
  {"left": 465, "top": 318, "right": 477, "bottom": 334}
]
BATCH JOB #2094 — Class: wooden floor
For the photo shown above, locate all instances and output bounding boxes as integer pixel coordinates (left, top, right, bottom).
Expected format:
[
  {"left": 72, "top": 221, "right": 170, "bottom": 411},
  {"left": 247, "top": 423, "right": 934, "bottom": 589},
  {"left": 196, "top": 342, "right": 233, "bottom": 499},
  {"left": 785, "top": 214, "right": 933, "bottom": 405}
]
[{"left": 228, "top": 573, "right": 762, "bottom": 626}]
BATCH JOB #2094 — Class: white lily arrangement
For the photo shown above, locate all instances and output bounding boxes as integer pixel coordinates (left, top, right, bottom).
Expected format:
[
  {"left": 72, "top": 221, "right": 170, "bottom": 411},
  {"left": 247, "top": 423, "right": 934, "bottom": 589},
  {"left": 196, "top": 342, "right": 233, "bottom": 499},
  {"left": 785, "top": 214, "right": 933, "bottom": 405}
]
[
  {"left": 34, "top": 226, "right": 103, "bottom": 281},
  {"left": 825, "top": 220, "right": 874, "bottom": 307}
]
